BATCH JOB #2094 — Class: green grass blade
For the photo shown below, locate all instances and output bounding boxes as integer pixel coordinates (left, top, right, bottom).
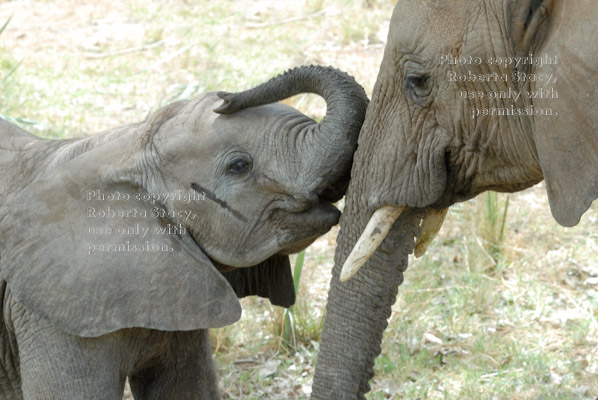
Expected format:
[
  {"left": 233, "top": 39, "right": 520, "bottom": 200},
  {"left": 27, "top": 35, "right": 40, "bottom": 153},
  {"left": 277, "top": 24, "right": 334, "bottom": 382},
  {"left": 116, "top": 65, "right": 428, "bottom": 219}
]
[
  {"left": 279, "top": 250, "right": 306, "bottom": 352},
  {"left": 499, "top": 195, "right": 510, "bottom": 244},
  {"left": 293, "top": 250, "right": 305, "bottom": 293},
  {"left": 0, "top": 16, "right": 12, "bottom": 36},
  {"left": 2, "top": 59, "right": 21, "bottom": 84}
]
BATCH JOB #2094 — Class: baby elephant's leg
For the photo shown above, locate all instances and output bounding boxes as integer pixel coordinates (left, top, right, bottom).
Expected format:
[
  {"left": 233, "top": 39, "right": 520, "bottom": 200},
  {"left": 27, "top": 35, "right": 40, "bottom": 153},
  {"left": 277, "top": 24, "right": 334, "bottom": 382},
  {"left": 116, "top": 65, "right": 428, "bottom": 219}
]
[
  {"left": 15, "top": 311, "right": 125, "bottom": 400},
  {"left": 128, "top": 329, "right": 220, "bottom": 400}
]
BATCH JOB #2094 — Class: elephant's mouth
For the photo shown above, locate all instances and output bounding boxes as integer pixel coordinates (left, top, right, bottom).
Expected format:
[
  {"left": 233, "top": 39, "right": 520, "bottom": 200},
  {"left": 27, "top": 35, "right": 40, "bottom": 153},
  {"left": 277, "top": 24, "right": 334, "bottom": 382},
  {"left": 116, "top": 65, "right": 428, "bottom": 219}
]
[
  {"left": 186, "top": 197, "right": 340, "bottom": 272},
  {"left": 274, "top": 198, "right": 341, "bottom": 254}
]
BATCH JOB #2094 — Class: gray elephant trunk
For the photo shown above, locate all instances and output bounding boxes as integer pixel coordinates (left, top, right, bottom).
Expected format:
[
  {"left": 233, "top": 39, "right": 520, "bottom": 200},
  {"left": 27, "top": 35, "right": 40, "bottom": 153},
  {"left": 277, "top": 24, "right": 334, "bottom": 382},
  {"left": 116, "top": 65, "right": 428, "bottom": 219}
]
[
  {"left": 311, "top": 187, "right": 423, "bottom": 399},
  {"left": 214, "top": 65, "right": 369, "bottom": 200}
]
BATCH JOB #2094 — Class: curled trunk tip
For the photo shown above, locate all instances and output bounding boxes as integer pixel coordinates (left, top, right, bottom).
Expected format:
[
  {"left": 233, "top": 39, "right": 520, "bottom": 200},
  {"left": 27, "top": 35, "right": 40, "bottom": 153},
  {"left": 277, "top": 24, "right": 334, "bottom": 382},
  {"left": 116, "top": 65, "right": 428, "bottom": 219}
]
[{"left": 211, "top": 65, "right": 369, "bottom": 197}]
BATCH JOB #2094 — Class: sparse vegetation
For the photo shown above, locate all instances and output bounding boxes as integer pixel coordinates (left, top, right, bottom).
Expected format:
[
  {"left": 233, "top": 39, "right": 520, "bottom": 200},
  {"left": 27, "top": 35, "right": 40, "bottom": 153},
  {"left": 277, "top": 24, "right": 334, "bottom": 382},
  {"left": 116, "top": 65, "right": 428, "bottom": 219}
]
[
  {"left": 1, "top": 1, "right": 597, "bottom": 399},
  {"left": 272, "top": 250, "right": 324, "bottom": 354},
  {"left": 482, "top": 191, "right": 510, "bottom": 264}
]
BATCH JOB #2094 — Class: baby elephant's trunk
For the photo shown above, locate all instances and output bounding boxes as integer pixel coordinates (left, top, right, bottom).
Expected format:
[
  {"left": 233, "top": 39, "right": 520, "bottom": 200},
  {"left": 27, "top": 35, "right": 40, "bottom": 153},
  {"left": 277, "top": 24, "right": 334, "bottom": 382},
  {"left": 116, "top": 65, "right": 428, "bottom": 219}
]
[{"left": 214, "top": 65, "right": 369, "bottom": 201}]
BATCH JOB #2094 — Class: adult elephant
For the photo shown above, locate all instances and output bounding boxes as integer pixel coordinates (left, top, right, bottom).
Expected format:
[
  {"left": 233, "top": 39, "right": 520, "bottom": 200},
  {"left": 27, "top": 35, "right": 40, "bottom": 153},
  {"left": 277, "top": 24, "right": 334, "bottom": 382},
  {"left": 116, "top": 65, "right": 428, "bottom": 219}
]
[
  {"left": 0, "top": 65, "right": 368, "bottom": 399},
  {"left": 312, "top": 0, "right": 597, "bottom": 398}
]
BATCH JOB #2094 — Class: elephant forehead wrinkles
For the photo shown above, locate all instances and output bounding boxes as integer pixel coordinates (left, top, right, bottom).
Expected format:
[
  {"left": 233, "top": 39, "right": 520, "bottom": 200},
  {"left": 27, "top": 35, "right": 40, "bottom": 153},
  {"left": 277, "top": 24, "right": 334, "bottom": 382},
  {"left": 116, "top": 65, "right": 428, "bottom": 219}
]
[{"left": 394, "top": 0, "right": 473, "bottom": 49}]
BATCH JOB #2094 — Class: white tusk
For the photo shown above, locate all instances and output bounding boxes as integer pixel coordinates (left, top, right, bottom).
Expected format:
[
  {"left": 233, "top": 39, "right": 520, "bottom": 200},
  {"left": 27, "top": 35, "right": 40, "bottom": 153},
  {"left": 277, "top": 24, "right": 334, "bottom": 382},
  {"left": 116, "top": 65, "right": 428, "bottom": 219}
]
[
  {"left": 414, "top": 208, "right": 448, "bottom": 258},
  {"left": 340, "top": 205, "right": 404, "bottom": 282}
]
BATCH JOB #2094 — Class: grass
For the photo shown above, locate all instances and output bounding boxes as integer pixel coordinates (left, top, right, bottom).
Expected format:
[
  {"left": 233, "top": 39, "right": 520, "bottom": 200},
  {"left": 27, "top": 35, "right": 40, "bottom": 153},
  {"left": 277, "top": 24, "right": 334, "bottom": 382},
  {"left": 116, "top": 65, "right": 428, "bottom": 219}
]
[
  {"left": 482, "top": 191, "right": 510, "bottom": 263},
  {"left": 281, "top": 250, "right": 306, "bottom": 351},
  {"left": 2, "top": 1, "right": 597, "bottom": 399},
  {"left": 273, "top": 250, "right": 325, "bottom": 354},
  {"left": 0, "top": 15, "right": 21, "bottom": 124},
  {"left": 376, "top": 191, "right": 598, "bottom": 399}
]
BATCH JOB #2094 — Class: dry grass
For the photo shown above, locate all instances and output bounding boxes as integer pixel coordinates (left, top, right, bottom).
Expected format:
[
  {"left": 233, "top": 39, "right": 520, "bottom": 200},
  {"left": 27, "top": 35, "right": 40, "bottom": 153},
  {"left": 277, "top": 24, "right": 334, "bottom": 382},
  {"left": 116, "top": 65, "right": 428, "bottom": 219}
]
[
  {"left": 1, "top": 1, "right": 597, "bottom": 399},
  {"left": 376, "top": 186, "right": 598, "bottom": 399}
]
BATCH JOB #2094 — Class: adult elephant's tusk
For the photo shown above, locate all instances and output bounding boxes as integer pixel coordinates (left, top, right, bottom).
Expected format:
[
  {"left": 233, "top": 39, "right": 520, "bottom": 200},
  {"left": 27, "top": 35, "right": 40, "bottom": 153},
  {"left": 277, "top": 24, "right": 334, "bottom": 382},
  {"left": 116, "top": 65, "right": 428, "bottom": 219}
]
[
  {"left": 414, "top": 208, "right": 448, "bottom": 257},
  {"left": 340, "top": 205, "right": 404, "bottom": 282}
]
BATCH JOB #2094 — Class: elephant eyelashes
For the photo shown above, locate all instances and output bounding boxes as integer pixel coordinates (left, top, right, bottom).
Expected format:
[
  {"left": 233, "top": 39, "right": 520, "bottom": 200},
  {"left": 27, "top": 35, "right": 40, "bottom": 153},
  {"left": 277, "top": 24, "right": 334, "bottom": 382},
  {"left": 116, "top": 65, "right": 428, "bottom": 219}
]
[{"left": 227, "top": 157, "right": 252, "bottom": 175}]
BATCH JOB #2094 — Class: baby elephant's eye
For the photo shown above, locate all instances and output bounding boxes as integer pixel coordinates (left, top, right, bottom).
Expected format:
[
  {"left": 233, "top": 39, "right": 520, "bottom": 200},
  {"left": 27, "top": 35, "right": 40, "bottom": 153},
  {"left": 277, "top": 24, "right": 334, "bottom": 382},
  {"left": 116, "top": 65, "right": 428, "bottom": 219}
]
[{"left": 228, "top": 157, "right": 252, "bottom": 175}]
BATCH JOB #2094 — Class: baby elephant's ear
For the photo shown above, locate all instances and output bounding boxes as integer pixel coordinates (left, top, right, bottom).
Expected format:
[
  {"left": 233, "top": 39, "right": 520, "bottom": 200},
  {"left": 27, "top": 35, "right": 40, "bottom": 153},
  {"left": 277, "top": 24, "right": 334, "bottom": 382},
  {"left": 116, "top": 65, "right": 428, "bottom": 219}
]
[
  {"left": 0, "top": 158, "right": 241, "bottom": 337},
  {"left": 223, "top": 254, "right": 296, "bottom": 308}
]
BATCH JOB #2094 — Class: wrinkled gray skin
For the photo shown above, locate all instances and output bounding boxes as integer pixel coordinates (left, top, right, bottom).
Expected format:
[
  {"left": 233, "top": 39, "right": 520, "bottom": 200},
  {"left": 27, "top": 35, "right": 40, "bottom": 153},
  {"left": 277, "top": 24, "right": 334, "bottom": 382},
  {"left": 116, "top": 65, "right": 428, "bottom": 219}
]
[
  {"left": 0, "top": 66, "right": 368, "bottom": 399},
  {"left": 312, "top": 1, "right": 597, "bottom": 398}
]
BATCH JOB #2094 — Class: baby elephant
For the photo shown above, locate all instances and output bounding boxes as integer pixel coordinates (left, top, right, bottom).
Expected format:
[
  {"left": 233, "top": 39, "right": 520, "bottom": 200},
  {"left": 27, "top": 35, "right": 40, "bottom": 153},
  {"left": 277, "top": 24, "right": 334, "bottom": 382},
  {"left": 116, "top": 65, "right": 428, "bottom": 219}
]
[{"left": 0, "top": 66, "right": 368, "bottom": 399}]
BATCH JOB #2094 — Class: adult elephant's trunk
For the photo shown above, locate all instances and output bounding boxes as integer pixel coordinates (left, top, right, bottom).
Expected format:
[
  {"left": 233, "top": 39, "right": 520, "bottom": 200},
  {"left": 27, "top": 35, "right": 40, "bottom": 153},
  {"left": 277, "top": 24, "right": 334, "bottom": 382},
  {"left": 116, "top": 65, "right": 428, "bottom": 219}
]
[
  {"left": 311, "top": 180, "right": 423, "bottom": 399},
  {"left": 215, "top": 65, "right": 369, "bottom": 200}
]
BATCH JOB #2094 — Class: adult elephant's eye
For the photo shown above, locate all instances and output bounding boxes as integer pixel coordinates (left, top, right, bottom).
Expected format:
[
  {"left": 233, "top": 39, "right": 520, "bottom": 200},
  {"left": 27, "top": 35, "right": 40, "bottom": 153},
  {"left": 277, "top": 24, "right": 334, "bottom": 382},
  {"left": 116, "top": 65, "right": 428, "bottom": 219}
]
[
  {"left": 406, "top": 73, "right": 432, "bottom": 98},
  {"left": 227, "top": 157, "right": 252, "bottom": 175}
]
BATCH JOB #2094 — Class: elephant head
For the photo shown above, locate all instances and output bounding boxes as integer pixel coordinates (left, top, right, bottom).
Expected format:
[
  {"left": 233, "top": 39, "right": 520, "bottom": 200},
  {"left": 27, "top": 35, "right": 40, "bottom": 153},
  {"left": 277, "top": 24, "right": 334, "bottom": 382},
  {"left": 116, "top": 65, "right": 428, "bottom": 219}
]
[
  {"left": 0, "top": 65, "right": 368, "bottom": 337},
  {"left": 312, "top": 1, "right": 597, "bottom": 398}
]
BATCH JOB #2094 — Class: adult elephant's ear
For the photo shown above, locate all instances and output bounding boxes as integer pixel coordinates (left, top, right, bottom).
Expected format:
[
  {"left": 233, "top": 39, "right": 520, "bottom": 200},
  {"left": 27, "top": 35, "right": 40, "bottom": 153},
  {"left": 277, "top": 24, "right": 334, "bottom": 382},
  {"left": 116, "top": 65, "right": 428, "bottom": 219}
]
[
  {"left": 511, "top": 0, "right": 598, "bottom": 227},
  {"left": 0, "top": 109, "right": 241, "bottom": 338},
  {"left": 509, "top": 0, "right": 554, "bottom": 62}
]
